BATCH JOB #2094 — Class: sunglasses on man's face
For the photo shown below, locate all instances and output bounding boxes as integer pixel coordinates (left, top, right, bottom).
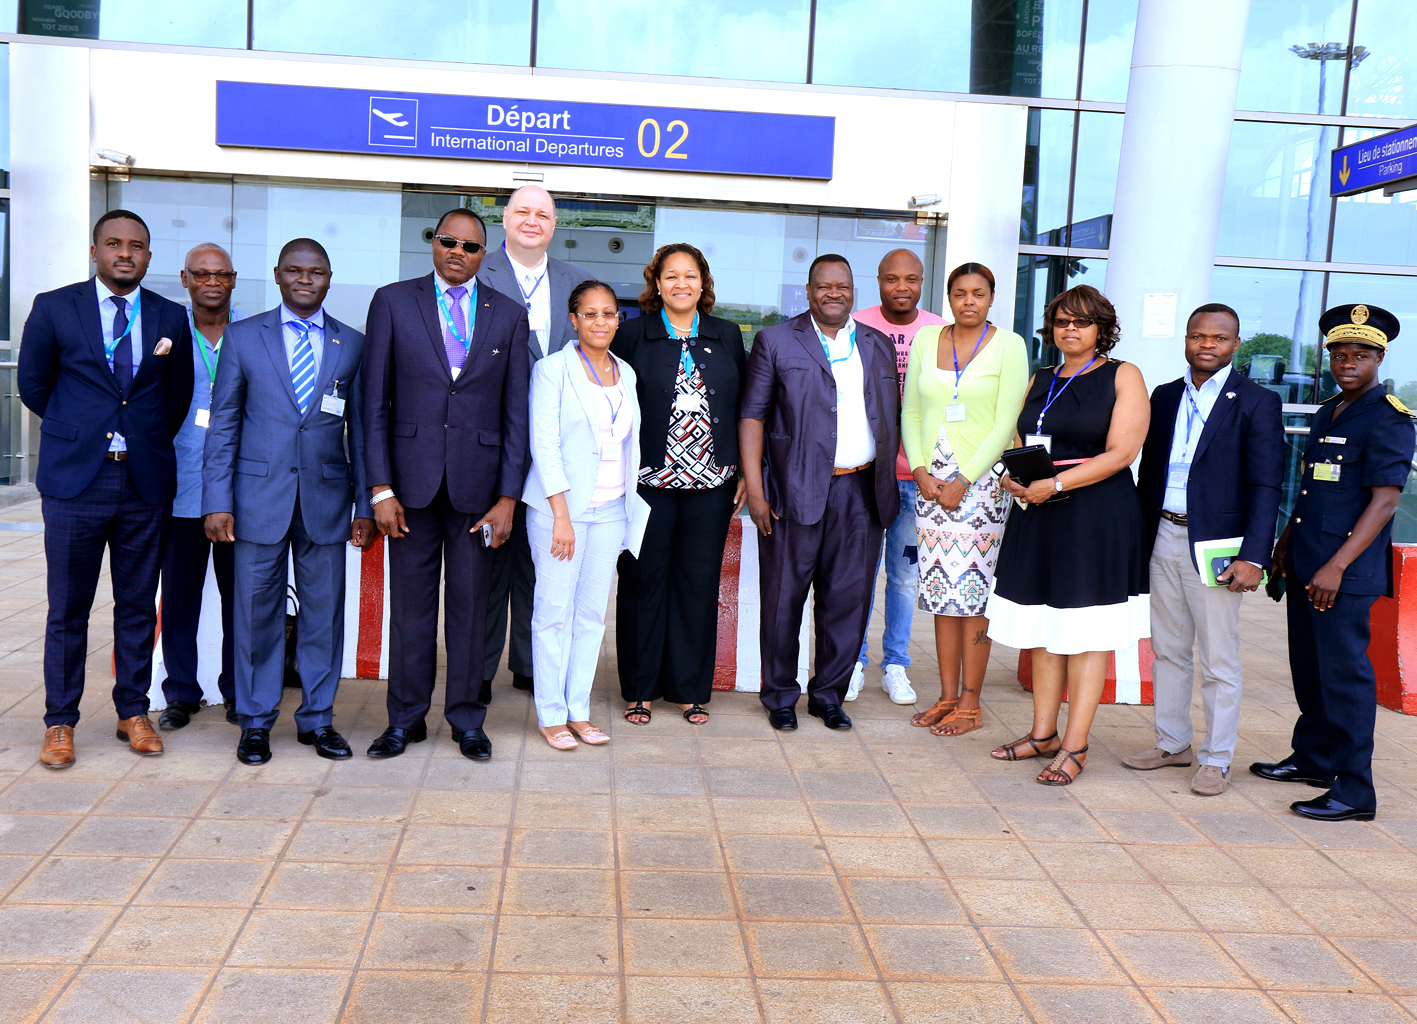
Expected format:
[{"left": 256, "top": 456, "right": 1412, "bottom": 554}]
[{"left": 433, "top": 235, "right": 486, "bottom": 254}]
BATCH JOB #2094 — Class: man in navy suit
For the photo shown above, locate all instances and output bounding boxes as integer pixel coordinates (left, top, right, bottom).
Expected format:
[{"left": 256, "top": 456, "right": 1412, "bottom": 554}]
[
  {"left": 1125, "top": 302, "right": 1284, "bottom": 795},
  {"left": 19, "top": 210, "right": 195, "bottom": 768},
  {"left": 739, "top": 254, "right": 900, "bottom": 732},
  {"left": 203, "top": 238, "right": 375, "bottom": 765},
  {"left": 362, "top": 208, "right": 530, "bottom": 761}
]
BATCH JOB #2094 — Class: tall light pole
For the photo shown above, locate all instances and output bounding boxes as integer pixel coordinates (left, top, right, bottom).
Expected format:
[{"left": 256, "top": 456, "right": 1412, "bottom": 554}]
[{"left": 1289, "top": 42, "right": 1368, "bottom": 389}]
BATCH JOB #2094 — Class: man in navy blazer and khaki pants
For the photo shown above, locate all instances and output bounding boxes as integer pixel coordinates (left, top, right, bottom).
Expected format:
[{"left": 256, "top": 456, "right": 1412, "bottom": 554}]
[
  {"left": 740, "top": 254, "right": 900, "bottom": 732},
  {"left": 362, "top": 208, "right": 530, "bottom": 761},
  {"left": 1126, "top": 302, "right": 1284, "bottom": 795},
  {"left": 203, "top": 238, "right": 375, "bottom": 765},
  {"left": 19, "top": 210, "right": 194, "bottom": 768}
]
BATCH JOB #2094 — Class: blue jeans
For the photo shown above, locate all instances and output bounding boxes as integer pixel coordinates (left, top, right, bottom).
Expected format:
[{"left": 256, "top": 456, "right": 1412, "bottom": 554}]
[{"left": 859, "top": 479, "right": 917, "bottom": 669}]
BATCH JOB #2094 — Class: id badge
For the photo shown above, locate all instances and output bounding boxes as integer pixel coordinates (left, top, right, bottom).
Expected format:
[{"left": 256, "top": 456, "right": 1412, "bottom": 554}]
[
  {"left": 194, "top": 408, "right": 210, "bottom": 429},
  {"left": 1313, "top": 462, "right": 1341, "bottom": 482},
  {"left": 1166, "top": 463, "right": 1189, "bottom": 489},
  {"left": 945, "top": 404, "right": 967, "bottom": 423},
  {"left": 320, "top": 393, "right": 346, "bottom": 417},
  {"left": 675, "top": 393, "right": 702, "bottom": 414},
  {"left": 1024, "top": 433, "right": 1052, "bottom": 454}
]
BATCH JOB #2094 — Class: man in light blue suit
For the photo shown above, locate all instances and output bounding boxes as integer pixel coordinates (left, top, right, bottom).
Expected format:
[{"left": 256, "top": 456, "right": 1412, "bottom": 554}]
[{"left": 203, "top": 238, "right": 376, "bottom": 765}]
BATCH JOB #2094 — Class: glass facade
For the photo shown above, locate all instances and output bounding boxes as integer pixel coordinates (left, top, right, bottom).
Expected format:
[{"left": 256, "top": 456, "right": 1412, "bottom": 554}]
[{"left": 253, "top": 1, "right": 533, "bottom": 66}]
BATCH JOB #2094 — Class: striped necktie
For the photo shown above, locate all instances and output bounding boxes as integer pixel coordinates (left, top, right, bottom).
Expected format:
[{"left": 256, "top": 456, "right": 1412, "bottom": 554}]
[{"left": 289, "top": 319, "right": 318, "bottom": 415}]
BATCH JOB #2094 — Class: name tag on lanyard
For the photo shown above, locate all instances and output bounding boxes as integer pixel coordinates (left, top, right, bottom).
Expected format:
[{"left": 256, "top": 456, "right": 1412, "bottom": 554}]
[{"left": 945, "top": 404, "right": 967, "bottom": 423}]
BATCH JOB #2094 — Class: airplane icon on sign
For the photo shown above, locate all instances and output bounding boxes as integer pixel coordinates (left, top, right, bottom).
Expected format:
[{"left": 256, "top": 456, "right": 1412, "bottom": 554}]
[{"left": 368, "top": 95, "right": 419, "bottom": 148}]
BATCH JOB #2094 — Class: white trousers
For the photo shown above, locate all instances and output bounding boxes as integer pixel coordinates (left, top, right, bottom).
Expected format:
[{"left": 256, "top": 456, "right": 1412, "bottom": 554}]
[
  {"left": 1149, "top": 519, "right": 1245, "bottom": 767},
  {"left": 527, "top": 498, "right": 626, "bottom": 728}
]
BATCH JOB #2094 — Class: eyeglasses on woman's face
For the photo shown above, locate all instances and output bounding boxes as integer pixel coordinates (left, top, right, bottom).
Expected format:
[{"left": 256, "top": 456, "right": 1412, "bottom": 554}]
[
  {"left": 1052, "top": 316, "right": 1097, "bottom": 330},
  {"left": 575, "top": 311, "right": 626, "bottom": 323}
]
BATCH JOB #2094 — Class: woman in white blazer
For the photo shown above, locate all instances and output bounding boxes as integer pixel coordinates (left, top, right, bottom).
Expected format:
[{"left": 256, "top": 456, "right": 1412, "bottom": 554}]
[{"left": 524, "top": 280, "right": 647, "bottom": 750}]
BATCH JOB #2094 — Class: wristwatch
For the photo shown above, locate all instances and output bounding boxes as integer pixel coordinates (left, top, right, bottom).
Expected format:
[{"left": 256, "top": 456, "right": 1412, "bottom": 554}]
[{"left": 1053, "top": 478, "right": 1064, "bottom": 493}]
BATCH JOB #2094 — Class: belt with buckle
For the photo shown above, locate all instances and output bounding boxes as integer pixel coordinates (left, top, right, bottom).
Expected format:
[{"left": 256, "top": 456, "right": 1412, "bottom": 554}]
[
  {"left": 832, "top": 461, "right": 873, "bottom": 477},
  {"left": 1160, "top": 509, "right": 1187, "bottom": 525},
  {"left": 105, "top": 451, "right": 129, "bottom": 462}
]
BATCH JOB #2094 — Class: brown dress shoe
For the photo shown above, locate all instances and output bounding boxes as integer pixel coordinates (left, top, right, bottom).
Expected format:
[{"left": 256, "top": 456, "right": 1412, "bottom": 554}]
[
  {"left": 40, "top": 724, "right": 75, "bottom": 769},
  {"left": 116, "top": 715, "right": 164, "bottom": 756}
]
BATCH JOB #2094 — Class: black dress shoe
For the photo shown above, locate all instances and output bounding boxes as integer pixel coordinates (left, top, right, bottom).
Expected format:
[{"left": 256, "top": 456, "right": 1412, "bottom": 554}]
[
  {"left": 366, "top": 722, "right": 428, "bottom": 759},
  {"left": 224, "top": 700, "right": 239, "bottom": 726},
  {"left": 479, "top": 678, "right": 493, "bottom": 705},
  {"left": 298, "top": 726, "right": 353, "bottom": 760},
  {"left": 236, "top": 728, "right": 272, "bottom": 765},
  {"left": 768, "top": 707, "right": 798, "bottom": 730},
  {"left": 1249, "top": 760, "right": 1332, "bottom": 788},
  {"left": 808, "top": 701, "right": 853, "bottom": 730},
  {"left": 158, "top": 701, "right": 202, "bottom": 731},
  {"left": 453, "top": 727, "right": 492, "bottom": 760},
  {"left": 1291, "top": 793, "right": 1376, "bottom": 822},
  {"left": 512, "top": 673, "right": 534, "bottom": 692}
]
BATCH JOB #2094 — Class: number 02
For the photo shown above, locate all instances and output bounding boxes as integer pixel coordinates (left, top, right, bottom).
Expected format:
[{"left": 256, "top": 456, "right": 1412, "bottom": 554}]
[{"left": 637, "top": 118, "right": 689, "bottom": 160}]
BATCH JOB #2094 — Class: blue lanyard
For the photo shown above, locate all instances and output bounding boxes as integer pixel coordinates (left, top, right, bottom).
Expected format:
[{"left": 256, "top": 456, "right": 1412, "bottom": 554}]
[
  {"left": 437, "top": 281, "right": 478, "bottom": 352},
  {"left": 950, "top": 324, "right": 991, "bottom": 400},
  {"left": 504, "top": 243, "right": 547, "bottom": 310},
  {"left": 1181, "top": 387, "right": 1206, "bottom": 459},
  {"left": 662, "top": 310, "right": 700, "bottom": 377},
  {"left": 1035, "top": 356, "right": 1100, "bottom": 434},
  {"left": 188, "top": 310, "right": 230, "bottom": 385},
  {"left": 577, "top": 345, "right": 624, "bottom": 428},
  {"left": 816, "top": 319, "right": 856, "bottom": 368},
  {"left": 105, "top": 301, "right": 136, "bottom": 362}
]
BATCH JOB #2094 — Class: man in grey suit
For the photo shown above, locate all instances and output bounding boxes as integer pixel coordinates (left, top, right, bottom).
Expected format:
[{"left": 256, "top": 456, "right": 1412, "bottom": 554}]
[
  {"left": 204, "top": 238, "right": 376, "bottom": 765},
  {"left": 476, "top": 185, "right": 591, "bottom": 696}
]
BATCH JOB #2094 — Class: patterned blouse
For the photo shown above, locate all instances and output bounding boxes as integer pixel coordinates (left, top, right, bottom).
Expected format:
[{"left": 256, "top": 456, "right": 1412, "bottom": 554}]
[{"left": 639, "top": 335, "right": 736, "bottom": 490}]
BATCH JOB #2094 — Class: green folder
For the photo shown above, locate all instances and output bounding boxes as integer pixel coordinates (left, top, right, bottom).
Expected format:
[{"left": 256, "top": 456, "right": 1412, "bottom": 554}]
[{"left": 1193, "top": 536, "right": 1268, "bottom": 587}]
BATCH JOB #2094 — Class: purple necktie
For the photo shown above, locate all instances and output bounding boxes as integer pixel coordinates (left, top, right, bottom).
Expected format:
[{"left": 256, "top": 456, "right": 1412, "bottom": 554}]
[{"left": 445, "top": 285, "right": 468, "bottom": 371}]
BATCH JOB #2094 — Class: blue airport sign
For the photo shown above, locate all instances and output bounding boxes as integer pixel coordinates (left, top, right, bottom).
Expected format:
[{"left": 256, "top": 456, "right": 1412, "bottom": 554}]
[
  {"left": 216, "top": 82, "right": 835, "bottom": 180},
  {"left": 1331, "top": 122, "right": 1417, "bottom": 197}
]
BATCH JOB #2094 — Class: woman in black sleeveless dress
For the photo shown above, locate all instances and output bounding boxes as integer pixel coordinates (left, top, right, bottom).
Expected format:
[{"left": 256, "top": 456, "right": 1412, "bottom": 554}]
[{"left": 986, "top": 285, "right": 1151, "bottom": 785}]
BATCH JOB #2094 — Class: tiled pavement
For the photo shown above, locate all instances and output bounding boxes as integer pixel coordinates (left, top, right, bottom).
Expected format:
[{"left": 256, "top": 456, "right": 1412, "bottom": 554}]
[{"left": 2, "top": 497, "right": 1417, "bottom": 1022}]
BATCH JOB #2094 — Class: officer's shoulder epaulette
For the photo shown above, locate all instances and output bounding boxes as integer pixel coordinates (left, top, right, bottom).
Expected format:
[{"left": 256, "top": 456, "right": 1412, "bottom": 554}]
[
  {"left": 1387, "top": 393, "right": 1417, "bottom": 418},
  {"left": 1320, "top": 392, "right": 1343, "bottom": 404}
]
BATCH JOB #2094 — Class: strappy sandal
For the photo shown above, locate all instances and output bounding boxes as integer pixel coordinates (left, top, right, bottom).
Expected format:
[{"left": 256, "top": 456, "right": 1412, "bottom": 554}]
[
  {"left": 1038, "top": 745, "right": 1088, "bottom": 786},
  {"left": 930, "top": 706, "right": 981, "bottom": 736},
  {"left": 624, "top": 703, "right": 651, "bottom": 726},
  {"left": 540, "top": 726, "right": 578, "bottom": 751},
  {"left": 568, "top": 722, "right": 610, "bottom": 745},
  {"left": 681, "top": 704, "right": 709, "bottom": 725},
  {"left": 990, "top": 731, "right": 1060, "bottom": 761},
  {"left": 911, "top": 698, "right": 958, "bottom": 728}
]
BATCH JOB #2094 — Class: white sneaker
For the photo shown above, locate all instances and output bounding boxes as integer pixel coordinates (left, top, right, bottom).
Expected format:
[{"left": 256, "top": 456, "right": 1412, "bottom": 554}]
[
  {"left": 882, "top": 665, "right": 917, "bottom": 705},
  {"left": 845, "top": 662, "right": 865, "bottom": 701}
]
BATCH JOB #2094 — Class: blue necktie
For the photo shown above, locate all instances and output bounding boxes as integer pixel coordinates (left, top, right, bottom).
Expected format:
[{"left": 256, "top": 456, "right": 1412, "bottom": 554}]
[
  {"left": 290, "top": 319, "right": 318, "bottom": 415},
  {"left": 112, "top": 297, "right": 132, "bottom": 391}
]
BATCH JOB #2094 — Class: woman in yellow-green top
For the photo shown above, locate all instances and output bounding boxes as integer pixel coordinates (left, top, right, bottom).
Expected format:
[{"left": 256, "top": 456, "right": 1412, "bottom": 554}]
[{"left": 902, "top": 263, "right": 1029, "bottom": 736}]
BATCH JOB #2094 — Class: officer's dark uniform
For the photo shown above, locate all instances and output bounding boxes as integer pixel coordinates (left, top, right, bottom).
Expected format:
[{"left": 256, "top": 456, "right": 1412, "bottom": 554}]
[{"left": 1284, "top": 304, "right": 1415, "bottom": 816}]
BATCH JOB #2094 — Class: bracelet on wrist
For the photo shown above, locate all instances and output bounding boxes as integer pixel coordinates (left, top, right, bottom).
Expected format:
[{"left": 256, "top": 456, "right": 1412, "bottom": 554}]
[{"left": 371, "top": 490, "right": 397, "bottom": 507}]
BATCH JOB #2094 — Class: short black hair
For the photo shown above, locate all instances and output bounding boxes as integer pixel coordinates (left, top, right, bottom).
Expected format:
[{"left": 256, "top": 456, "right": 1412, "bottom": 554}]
[
  {"left": 1188, "top": 302, "right": 1240, "bottom": 336},
  {"left": 808, "top": 253, "right": 851, "bottom": 283},
  {"left": 568, "top": 279, "right": 618, "bottom": 314},
  {"left": 278, "top": 237, "right": 330, "bottom": 266},
  {"left": 434, "top": 207, "right": 487, "bottom": 238},
  {"left": 93, "top": 209, "right": 150, "bottom": 246}
]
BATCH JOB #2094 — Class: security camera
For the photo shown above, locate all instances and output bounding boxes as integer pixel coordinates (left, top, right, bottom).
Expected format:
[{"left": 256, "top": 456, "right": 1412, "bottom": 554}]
[
  {"left": 909, "top": 193, "right": 941, "bottom": 208},
  {"left": 96, "top": 148, "right": 135, "bottom": 167}
]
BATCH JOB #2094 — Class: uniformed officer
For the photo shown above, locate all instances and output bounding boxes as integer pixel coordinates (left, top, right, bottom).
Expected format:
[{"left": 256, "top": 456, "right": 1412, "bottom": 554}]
[{"left": 1250, "top": 303, "right": 1416, "bottom": 822}]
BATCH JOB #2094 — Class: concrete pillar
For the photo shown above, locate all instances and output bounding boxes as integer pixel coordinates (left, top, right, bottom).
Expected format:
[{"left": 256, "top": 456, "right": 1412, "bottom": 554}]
[{"left": 1105, "top": 0, "right": 1250, "bottom": 393}]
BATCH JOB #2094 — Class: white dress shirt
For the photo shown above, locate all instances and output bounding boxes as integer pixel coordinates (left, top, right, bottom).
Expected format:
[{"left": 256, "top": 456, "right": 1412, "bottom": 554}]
[
  {"left": 434, "top": 272, "right": 475, "bottom": 379},
  {"left": 812, "top": 315, "right": 876, "bottom": 468},
  {"left": 97, "top": 277, "right": 143, "bottom": 452},
  {"left": 507, "top": 248, "right": 551, "bottom": 354},
  {"left": 1163, "top": 361, "right": 1233, "bottom": 515},
  {"left": 280, "top": 303, "right": 325, "bottom": 378}
]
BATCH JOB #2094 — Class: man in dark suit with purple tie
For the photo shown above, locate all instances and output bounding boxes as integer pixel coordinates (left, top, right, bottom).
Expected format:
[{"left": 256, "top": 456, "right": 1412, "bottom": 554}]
[
  {"left": 739, "top": 254, "right": 901, "bottom": 732},
  {"left": 19, "top": 210, "right": 195, "bottom": 768},
  {"left": 361, "top": 208, "right": 530, "bottom": 761}
]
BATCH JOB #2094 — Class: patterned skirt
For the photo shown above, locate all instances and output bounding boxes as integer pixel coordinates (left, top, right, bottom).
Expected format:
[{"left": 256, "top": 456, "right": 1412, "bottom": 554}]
[{"left": 916, "top": 429, "right": 1010, "bottom": 616}]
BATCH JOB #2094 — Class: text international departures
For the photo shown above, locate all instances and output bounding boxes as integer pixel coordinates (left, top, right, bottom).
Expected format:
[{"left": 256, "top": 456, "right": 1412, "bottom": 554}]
[{"left": 215, "top": 82, "right": 835, "bottom": 180}]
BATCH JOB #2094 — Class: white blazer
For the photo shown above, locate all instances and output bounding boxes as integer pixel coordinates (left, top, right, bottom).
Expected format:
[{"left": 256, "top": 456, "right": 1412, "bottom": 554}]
[{"left": 522, "top": 343, "right": 650, "bottom": 554}]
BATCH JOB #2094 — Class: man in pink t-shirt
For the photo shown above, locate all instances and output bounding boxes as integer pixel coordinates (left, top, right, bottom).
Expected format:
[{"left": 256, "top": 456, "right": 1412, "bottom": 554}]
[{"left": 849, "top": 249, "right": 945, "bottom": 705}]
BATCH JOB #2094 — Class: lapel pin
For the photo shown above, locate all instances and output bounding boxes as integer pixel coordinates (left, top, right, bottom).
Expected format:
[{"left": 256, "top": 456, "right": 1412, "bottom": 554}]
[
  {"left": 1226, "top": 392, "right": 1235, "bottom": 399},
  {"left": 492, "top": 348, "right": 500, "bottom": 355},
  {"left": 704, "top": 347, "right": 712, "bottom": 354}
]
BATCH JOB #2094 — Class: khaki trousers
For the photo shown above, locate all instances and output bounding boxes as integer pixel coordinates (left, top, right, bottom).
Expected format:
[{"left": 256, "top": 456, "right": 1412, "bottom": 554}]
[{"left": 1149, "top": 519, "right": 1245, "bottom": 768}]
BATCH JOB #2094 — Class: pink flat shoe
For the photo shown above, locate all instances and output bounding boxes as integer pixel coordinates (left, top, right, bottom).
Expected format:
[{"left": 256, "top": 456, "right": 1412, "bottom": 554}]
[
  {"left": 568, "top": 722, "right": 610, "bottom": 745},
  {"left": 540, "top": 726, "right": 578, "bottom": 751}
]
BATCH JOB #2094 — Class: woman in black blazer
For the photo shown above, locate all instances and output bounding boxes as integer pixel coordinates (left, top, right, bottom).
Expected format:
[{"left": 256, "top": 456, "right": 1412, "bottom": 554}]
[{"left": 611, "top": 243, "right": 747, "bottom": 726}]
